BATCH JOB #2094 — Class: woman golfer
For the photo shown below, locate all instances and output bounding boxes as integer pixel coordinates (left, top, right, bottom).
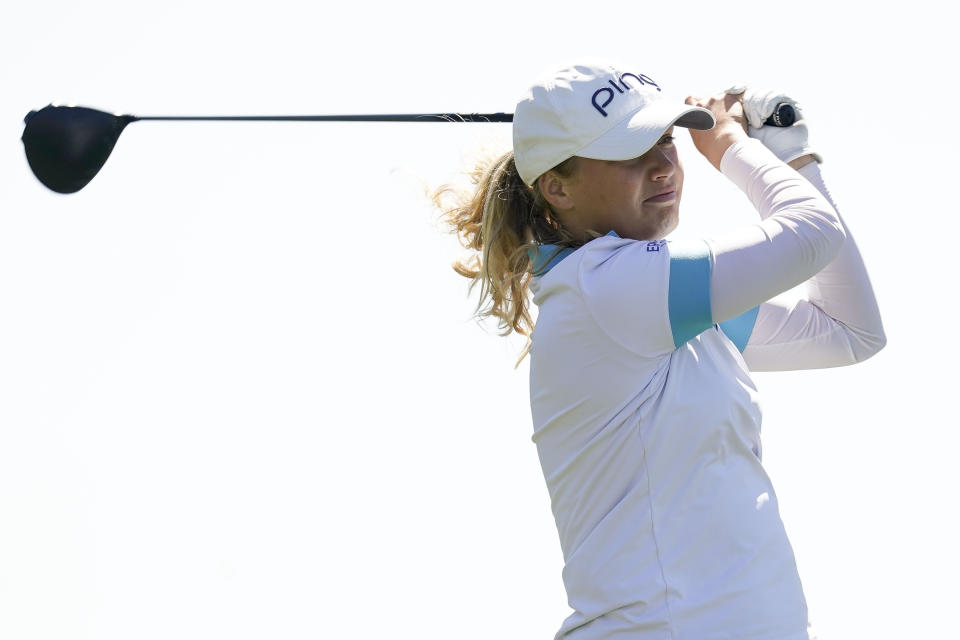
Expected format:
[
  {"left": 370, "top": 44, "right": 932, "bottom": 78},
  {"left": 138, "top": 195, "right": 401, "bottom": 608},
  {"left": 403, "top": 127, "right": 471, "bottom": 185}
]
[{"left": 442, "top": 61, "right": 885, "bottom": 639}]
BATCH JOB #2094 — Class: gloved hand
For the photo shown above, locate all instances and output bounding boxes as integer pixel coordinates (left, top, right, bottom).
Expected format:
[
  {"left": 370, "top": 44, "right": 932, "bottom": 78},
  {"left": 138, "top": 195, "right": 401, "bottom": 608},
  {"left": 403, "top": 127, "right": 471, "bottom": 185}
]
[{"left": 724, "top": 85, "right": 823, "bottom": 165}]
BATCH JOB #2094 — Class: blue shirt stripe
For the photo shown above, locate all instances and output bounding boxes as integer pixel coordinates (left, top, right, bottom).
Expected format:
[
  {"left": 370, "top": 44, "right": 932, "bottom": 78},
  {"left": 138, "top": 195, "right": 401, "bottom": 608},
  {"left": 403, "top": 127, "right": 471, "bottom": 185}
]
[
  {"left": 718, "top": 306, "right": 760, "bottom": 353},
  {"left": 667, "top": 240, "right": 714, "bottom": 348}
]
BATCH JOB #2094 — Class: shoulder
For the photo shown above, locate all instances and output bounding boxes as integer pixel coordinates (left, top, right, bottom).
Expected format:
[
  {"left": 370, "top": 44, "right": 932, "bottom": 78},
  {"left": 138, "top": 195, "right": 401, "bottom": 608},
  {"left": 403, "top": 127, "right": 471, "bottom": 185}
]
[
  {"left": 569, "top": 235, "right": 673, "bottom": 277},
  {"left": 531, "top": 235, "right": 665, "bottom": 298}
]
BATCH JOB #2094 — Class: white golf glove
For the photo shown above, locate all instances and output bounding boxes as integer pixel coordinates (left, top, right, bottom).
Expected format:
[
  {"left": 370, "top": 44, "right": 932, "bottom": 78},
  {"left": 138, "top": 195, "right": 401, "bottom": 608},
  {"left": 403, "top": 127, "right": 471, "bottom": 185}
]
[{"left": 725, "top": 85, "right": 822, "bottom": 164}]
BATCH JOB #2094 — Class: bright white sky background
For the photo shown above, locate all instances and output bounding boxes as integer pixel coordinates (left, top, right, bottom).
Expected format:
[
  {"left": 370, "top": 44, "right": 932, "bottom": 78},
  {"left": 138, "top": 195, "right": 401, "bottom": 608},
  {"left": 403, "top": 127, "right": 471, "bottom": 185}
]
[{"left": 1, "top": 2, "right": 956, "bottom": 639}]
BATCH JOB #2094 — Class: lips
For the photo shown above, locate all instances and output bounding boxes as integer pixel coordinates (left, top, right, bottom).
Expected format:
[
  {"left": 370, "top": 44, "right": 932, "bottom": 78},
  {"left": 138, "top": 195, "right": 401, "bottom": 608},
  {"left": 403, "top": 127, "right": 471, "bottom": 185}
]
[{"left": 644, "top": 188, "right": 676, "bottom": 203}]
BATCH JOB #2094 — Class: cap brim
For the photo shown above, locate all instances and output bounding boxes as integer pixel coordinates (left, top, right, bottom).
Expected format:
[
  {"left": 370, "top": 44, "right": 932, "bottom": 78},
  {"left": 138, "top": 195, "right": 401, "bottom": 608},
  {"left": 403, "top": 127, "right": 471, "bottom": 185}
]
[{"left": 576, "top": 103, "right": 715, "bottom": 161}]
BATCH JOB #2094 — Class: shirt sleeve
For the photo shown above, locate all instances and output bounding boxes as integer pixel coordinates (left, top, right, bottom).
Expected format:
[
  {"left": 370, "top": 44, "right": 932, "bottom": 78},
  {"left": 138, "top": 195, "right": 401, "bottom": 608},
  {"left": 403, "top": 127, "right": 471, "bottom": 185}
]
[
  {"left": 576, "top": 236, "right": 736, "bottom": 356},
  {"left": 577, "top": 237, "right": 693, "bottom": 358}
]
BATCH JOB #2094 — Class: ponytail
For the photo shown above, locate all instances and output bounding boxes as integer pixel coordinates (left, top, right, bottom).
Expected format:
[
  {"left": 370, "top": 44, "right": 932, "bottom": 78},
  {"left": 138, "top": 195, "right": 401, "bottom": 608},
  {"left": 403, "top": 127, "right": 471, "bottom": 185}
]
[{"left": 435, "top": 150, "right": 580, "bottom": 364}]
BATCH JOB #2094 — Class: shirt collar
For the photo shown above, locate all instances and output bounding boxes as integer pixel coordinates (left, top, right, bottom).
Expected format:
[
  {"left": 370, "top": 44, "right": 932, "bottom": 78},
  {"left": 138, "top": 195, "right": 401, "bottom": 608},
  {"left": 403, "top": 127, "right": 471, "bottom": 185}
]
[{"left": 529, "top": 230, "right": 621, "bottom": 276}]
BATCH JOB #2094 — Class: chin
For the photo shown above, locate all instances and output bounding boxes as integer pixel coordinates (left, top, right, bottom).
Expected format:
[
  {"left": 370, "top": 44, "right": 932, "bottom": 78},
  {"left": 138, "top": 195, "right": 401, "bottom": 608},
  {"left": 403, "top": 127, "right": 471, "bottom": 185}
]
[
  {"left": 620, "top": 207, "right": 680, "bottom": 241},
  {"left": 662, "top": 216, "right": 680, "bottom": 238},
  {"left": 649, "top": 210, "right": 679, "bottom": 240}
]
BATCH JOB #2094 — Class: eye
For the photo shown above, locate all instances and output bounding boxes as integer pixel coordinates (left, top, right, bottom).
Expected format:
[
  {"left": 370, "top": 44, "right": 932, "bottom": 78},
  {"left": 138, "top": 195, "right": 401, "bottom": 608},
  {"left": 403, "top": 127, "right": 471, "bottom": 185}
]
[{"left": 659, "top": 135, "right": 675, "bottom": 145}]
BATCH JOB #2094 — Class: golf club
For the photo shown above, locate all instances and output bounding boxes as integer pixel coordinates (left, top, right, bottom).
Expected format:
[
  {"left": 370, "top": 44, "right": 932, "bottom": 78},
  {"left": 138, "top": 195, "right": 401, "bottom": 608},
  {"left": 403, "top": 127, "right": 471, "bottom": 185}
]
[
  {"left": 21, "top": 103, "right": 794, "bottom": 195},
  {"left": 21, "top": 105, "right": 514, "bottom": 194}
]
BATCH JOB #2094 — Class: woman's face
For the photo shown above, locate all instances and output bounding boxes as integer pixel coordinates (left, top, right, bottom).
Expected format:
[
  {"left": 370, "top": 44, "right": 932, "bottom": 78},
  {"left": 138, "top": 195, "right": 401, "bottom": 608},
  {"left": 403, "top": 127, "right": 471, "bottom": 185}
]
[{"left": 548, "top": 129, "right": 684, "bottom": 242}]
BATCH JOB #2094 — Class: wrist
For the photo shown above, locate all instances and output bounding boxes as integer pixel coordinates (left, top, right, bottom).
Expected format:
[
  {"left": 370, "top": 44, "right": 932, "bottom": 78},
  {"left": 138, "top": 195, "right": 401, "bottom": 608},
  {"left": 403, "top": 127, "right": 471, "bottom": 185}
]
[
  {"left": 709, "top": 131, "right": 748, "bottom": 170},
  {"left": 788, "top": 154, "right": 817, "bottom": 170}
]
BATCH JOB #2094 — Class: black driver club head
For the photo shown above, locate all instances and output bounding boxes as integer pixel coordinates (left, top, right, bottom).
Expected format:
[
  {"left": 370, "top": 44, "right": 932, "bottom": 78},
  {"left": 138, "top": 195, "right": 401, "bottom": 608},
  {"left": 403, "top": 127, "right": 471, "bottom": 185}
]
[
  {"left": 22, "top": 105, "right": 137, "bottom": 194},
  {"left": 20, "top": 105, "right": 514, "bottom": 194}
]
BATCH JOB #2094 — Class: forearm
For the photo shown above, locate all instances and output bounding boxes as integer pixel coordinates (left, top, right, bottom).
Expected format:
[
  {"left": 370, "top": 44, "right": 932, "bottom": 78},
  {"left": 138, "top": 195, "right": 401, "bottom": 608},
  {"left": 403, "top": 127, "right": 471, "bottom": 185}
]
[
  {"left": 734, "top": 160, "right": 887, "bottom": 371},
  {"left": 795, "top": 161, "right": 886, "bottom": 358}
]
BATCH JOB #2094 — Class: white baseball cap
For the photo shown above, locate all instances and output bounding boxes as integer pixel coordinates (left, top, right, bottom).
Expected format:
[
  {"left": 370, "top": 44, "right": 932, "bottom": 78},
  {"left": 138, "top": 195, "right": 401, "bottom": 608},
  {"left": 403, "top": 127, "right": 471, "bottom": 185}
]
[{"left": 512, "top": 61, "right": 716, "bottom": 185}]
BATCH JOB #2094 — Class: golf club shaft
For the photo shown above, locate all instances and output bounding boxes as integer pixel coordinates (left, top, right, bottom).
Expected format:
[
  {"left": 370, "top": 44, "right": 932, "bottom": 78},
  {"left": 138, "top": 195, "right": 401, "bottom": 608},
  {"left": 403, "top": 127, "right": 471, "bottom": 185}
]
[{"left": 134, "top": 113, "right": 513, "bottom": 123}]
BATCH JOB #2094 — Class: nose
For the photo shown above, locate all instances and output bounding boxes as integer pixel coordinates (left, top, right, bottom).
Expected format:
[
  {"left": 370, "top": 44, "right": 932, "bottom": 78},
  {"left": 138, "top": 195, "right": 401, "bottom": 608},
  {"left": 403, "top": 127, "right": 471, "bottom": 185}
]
[{"left": 649, "top": 145, "right": 676, "bottom": 181}]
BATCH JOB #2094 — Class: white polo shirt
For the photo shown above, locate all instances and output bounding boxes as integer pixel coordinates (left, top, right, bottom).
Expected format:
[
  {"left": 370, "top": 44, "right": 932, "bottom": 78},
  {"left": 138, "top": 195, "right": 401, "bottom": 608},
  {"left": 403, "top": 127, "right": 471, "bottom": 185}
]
[{"left": 530, "top": 233, "right": 809, "bottom": 640}]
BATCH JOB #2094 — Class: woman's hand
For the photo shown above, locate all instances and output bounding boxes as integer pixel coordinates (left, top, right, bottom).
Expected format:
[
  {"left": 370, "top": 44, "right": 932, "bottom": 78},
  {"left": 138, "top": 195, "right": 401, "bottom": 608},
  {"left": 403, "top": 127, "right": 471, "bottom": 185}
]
[{"left": 685, "top": 92, "right": 749, "bottom": 171}]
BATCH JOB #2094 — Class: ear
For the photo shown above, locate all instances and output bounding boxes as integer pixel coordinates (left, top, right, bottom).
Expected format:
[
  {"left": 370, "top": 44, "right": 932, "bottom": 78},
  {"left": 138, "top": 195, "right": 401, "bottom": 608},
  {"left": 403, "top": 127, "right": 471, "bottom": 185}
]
[{"left": 537, "top": 171, "right": 575, "bottom": 212}]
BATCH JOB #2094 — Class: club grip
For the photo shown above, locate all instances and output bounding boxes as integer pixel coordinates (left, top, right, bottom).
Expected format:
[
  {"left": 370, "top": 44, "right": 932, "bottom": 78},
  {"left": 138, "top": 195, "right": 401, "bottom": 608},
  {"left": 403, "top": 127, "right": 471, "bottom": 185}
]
[{"left": 764, "top": 103, "right": 796, "bottom": 127}]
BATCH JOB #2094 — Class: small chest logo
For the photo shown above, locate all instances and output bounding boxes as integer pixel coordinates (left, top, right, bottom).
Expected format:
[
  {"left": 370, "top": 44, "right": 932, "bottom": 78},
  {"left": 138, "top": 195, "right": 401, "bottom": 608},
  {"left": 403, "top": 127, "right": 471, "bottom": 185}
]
[{"left": 646, "top": 240, "right": 667, "bottom": 252}]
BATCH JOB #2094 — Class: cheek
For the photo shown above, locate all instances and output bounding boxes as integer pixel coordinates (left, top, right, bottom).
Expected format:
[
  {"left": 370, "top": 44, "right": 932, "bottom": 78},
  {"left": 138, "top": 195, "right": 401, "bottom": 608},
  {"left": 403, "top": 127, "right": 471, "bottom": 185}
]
[{"left": 675, "top": 159, "right": 685, "bottom": 200}]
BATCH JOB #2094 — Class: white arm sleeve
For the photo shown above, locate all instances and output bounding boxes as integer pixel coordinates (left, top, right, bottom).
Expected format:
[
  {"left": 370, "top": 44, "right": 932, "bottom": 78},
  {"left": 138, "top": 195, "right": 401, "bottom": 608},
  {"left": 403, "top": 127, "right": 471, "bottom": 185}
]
[
  {"left": 738, "top": 162, "right": 887, "bottom": 370},
  {"left": 706, "top": 140, "right": 886, "bottom": 371}
]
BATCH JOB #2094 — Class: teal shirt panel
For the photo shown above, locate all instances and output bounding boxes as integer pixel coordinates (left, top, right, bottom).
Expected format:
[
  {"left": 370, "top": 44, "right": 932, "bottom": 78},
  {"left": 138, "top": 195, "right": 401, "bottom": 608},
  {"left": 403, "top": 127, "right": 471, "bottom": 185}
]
[
  {"left": 718, "top": 306, "right": 760, "bottom": 353},
  {"left": 666, "top": 240, "right": 714, "bottom": 348}
]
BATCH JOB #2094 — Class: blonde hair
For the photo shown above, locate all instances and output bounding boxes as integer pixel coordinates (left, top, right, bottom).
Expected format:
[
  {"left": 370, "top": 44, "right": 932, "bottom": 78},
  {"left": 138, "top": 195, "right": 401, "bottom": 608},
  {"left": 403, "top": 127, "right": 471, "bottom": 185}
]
[{"left": 434, "top": 150, "right": 582, "bottom": 364}]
